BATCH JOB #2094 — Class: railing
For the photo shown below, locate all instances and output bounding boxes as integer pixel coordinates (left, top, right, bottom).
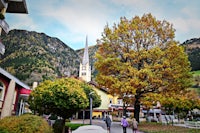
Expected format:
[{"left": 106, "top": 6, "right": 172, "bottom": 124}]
[
  {"left": 0, "top": 0, "right": 7, "bottom": 10},
  {"left": 0, "top": 41, "right": 5, "bottom": 54},
  {"left": 185, "top": 121, "right": 200, "bottom": 129},
  {"left": 0, "top": 19, "right": 9, "bottom": 34}
]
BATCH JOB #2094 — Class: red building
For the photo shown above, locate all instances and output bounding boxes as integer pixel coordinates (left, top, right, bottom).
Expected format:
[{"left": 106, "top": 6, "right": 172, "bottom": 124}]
[
  {"left": 0, "top": 0, "right": 29, "bottom": 119},
  {"left": 0, "top": 67, "right": 31, "bottom": 119}
]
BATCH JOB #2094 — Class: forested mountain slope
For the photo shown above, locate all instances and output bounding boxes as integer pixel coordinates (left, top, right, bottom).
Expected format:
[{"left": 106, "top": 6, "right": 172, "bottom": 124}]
[
  {"left": 0, "top": 29, "right": 199, "bottom": 86},
  {"left": 0, "top": 30, "right": 80, "bottom": 85},
  {"left": 182, "top": 38, "right": 200, "bottom": 71}
]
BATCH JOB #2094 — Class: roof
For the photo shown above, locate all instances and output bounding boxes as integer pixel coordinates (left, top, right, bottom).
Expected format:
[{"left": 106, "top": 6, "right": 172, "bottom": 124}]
[
  {"left": 0, "top": 67, "right": 30, "bottom": 89},
  {"left": 82, "top": 36, "right": 89, "bottom": 65},
  {"left": 88, "top": 81, "right": 109, "bottom": 93},
  {"left": 6, "top": 0, "right": 28, "bottom": 14}
]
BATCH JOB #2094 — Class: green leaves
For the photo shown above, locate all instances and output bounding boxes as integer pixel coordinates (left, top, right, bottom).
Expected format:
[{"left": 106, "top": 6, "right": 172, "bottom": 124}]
[{"left": 29, "top": 78, "right": 91, "bottom": 119}]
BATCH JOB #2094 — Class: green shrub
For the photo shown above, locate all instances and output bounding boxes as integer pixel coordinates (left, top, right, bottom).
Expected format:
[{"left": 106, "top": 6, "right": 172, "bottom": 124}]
[
  {"left": 0, "top": 114, "right": 53, "bottom": 133},
  {"left": 0, "top": 127, "right": 9, "bottom": 133},
  {"left": 66, "top": 122, "right": 88, "bottom": 130}
]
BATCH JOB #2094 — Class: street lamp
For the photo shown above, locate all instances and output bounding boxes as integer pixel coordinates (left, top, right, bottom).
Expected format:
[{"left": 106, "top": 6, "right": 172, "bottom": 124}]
[{"left": 89, "top": 91, "right": 94, "bottom": 125}]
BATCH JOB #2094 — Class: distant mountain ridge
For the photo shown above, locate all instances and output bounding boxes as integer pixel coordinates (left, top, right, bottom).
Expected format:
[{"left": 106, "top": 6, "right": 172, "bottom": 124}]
[
  {"left": 0, "top": 29, "right": 80, "bottom": 85},
  {"left": 0, "top": 29, "right": 199, "bottom": 86},
  {"left": 182, "top": 37, "right": 200, "bottom": 71}
]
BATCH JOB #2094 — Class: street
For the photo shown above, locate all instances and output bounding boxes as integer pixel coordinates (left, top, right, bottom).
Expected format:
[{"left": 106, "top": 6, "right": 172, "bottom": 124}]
[{"left": 71, "top": 119, "right": 143, "bottom": 133}]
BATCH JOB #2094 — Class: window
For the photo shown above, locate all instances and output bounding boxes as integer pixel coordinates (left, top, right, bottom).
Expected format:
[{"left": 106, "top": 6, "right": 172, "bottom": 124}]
[
  {"left": 0, "top": 81, "right": 5, "bottom": 101},
  {"left": 82, "top": 72, "right": 86, "bottom": 76},
  {"left": 118, "top": 99, "right": 122, "bottom": 105},
  {"left": 109, "top": 98, "right": 113, "bottom": 104}
]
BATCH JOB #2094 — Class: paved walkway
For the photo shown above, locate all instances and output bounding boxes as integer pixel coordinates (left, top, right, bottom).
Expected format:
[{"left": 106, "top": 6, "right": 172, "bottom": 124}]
[{"left": 71, "top": 119, "right": 144, "bottom": 133}]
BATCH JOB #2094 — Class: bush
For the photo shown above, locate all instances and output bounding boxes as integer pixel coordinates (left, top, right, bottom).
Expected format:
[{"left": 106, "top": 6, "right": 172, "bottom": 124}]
[
  {"left": 0, "top": 127, "right": 9, "bottom": 133},
  {"left": 0, "top": 114, "right": 53, "bottom": 133}
]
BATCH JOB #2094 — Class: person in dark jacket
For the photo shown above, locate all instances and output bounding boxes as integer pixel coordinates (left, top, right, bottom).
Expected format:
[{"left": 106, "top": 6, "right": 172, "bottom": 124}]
[{"left": 105, "top": 115, "right": 112, "bottom": 132}]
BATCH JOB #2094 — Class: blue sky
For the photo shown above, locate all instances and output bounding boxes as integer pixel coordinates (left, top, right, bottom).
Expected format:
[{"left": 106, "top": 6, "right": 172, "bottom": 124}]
[{"left": 6, "top": 0, "right": 200, "bottom": 50}]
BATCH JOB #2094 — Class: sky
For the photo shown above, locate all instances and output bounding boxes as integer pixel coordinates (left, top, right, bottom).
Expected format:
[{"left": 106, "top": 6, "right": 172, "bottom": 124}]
[{"left": 6, "top": 0, "right": 200, "bottom": 50}]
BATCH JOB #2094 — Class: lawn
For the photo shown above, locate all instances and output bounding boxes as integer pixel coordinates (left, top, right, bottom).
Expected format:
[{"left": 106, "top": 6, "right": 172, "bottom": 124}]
[
  {"left": 139, "top": 122, "right": 200, "bottom": 133},
  {"left": 192, "top": 70, "right": 200, "bottom": 76},
  {"left": 66, "top": 122, "right": 88, "bottom": 130}
]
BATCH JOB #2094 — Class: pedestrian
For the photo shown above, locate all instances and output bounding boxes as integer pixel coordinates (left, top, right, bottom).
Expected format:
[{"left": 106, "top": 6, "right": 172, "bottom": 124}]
[
  {"left": 121, "top": 116, "right": 129, "bottom": 133},
  {"left": 132, "top": 118, "right": 138, "bottom": 133},
  {"left": 105, "top": 115, "right": 112, "bottom": 133}
]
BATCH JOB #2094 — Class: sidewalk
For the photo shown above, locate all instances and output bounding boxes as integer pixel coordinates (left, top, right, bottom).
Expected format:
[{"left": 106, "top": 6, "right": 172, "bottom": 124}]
[{"left": 71, "top": 119, "right": 144, "bottom": 133}]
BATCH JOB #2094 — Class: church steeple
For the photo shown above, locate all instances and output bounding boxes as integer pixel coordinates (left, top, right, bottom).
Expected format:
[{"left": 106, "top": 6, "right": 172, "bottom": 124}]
[
  {"left": 79, "top": 36, "right": 91, "bottom": 82},
  {"left": 82, "top": 36, "right": 89, "bottom": 65}
]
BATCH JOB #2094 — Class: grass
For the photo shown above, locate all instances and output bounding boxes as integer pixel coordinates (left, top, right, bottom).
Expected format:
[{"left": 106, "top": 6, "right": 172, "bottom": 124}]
[
  {"left": 65, "top": 122, "right": 88, "bottom": 130},
  {"left": 139, "top": 122, "right": 200, "bottom": 133},
  {"left": 192, "top": 70, "right": 200, "bottom": 76}
]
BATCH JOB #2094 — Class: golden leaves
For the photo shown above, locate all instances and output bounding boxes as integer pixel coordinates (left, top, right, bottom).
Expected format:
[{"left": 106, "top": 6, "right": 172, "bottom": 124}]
[{"left": 95, "top": 13, "right": 192, "bottom": 107}]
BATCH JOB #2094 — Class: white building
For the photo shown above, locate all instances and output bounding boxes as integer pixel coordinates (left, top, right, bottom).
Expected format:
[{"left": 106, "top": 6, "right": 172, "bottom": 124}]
[{"left": 79, "top": 36, "right": 91, "bottom": 82}]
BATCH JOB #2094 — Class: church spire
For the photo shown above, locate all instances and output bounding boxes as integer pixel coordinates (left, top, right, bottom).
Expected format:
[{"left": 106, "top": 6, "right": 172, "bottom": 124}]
[
  {"left": 79, "top": 36, "right": 91, "bottom": 82},
  {"left": 82, "top": 36, "right": 89, "bottom": 65}
]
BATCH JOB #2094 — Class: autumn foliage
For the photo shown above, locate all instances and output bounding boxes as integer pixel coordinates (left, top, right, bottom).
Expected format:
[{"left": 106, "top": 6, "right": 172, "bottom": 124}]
[{"left": 95, "top": 13, "right": 192, "bottom": 121}]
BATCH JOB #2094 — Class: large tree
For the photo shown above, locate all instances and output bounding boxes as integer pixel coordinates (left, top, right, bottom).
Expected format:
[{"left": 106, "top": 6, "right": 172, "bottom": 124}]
[
  {"left": 95, "top": 13, "right": 192, "bottom": 122},
  {"left": 28, "top": 77, "right": 100, "bottom": 133}
]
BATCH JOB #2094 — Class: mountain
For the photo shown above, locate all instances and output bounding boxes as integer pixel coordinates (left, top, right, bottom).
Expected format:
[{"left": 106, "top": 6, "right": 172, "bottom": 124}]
[
  {"left": 0, "top": 29, "right": 199, "bottom": 86},
  {"left": 0, "top": 29, "right": 80, "bottom": 86},
  {"left": 182, "top": 38, "right": 200, "bottom": 71}
]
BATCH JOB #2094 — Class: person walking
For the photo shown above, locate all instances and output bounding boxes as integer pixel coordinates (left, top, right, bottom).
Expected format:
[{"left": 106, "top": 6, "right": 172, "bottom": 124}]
[
  {"left": 105, "top": 115, "right": 112, "bottom": 133},
  {"left": 121, "top": 116, "right": 129, "bottom": 133},
  {"left": 132, "top": 118, "right": 138, "bottom": 133}
]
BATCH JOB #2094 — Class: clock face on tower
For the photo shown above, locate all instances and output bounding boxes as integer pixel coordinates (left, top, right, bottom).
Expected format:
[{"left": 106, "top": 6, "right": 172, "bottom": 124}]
[{"left": 82, "top": 66, "right": 86, "bottom": 70}]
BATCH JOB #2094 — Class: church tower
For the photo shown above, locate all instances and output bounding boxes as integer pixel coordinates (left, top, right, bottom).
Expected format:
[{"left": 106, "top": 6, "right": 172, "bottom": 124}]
[{"left": 79, "top": 36, "right": 91, "bottom": 82}]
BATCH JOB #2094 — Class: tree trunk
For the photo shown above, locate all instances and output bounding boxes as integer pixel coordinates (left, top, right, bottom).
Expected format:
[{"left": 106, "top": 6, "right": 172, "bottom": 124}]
[
  {"left": 123, "top": 102, "right": 127, "bottom": 117},
  {"left": 134, "top": 95, "right": 140, "bottom": 123},
  {"left": 62, "top": 118, "right": 66, "bottom": 133}
]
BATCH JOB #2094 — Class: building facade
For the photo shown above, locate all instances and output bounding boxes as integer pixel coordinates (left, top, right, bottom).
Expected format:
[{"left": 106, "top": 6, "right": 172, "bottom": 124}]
[
  {"left": 0, "top": 67, "right": 31, "bottom": 119},
  {"left": 0, "top": 0, "right": 29, "bottom": 118},
  {"left": 79, "top": 36, "right": 91, "bottom": 82},
  {"left": 0, "top": 0, "right": 28, "bottom": 55}
]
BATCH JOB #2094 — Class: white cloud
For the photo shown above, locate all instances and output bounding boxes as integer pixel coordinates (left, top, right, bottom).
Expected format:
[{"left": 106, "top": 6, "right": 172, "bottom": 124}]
[
  {"left": 7, "top": 14, "right": 38, "bottom": 31},
  {"left": 32, "top": 0, "right": 114, "bottom": 48},
  {"left": 6, "top": 0, "right": 200, "bottom": 49}
]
